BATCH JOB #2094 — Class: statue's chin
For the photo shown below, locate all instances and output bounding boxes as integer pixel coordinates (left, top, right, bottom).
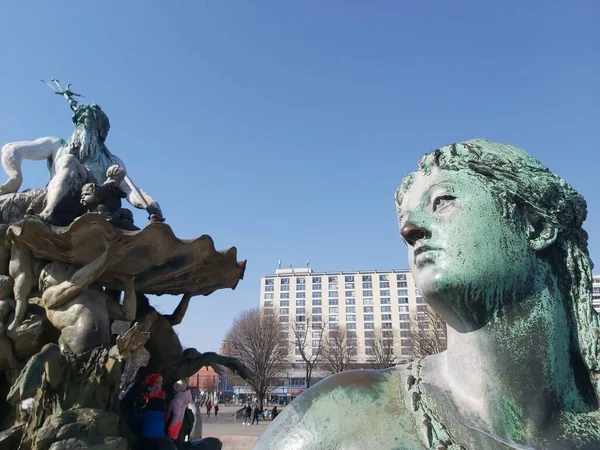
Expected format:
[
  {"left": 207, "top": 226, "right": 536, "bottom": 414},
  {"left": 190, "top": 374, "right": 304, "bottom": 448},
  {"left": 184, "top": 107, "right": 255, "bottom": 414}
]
[
  {"left": 413, "top": 268, "right": 450, "bottom": 298},
  {"left": 415, "top": 271, "right": 487, "bottom": 333}
]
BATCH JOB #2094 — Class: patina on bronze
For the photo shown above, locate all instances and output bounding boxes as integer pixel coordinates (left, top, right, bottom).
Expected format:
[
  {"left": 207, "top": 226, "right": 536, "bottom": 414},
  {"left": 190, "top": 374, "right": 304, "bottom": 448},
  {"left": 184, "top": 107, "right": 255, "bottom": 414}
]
[{"left": 254, "top": 139, "right": 600, "bottom": 450}]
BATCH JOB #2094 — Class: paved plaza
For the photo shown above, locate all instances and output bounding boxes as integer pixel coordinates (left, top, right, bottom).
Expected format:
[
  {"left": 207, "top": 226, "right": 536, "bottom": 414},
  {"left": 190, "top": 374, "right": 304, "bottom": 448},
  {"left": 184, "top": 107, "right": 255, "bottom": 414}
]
[{"left": 201, "top": 405, "right": 275, "bottom": 449}]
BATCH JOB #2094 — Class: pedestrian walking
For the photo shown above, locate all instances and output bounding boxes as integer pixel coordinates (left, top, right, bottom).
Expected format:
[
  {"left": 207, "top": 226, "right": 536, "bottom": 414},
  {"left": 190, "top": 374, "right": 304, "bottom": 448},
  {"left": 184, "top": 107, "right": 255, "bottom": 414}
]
[{"left": 214, "top": 403, "right": 219, "bottom": 417}]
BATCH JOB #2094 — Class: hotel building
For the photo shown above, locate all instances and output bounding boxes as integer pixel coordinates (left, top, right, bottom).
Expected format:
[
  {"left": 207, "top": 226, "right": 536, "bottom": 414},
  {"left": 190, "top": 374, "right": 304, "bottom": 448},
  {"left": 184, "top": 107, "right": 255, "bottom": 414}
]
[{"left": 260, "top": 267, "right": 438, "bottom": 366}]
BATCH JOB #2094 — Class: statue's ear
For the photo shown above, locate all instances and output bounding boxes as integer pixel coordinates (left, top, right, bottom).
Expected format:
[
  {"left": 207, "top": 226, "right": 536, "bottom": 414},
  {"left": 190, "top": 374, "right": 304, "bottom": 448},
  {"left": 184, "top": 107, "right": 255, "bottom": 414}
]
[{"left": 528, "top": 224, "right": 559, "bottom": 251}]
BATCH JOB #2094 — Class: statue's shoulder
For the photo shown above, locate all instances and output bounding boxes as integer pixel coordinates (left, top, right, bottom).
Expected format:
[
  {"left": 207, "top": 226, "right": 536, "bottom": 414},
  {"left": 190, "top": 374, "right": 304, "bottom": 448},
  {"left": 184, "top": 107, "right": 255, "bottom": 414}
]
[{"left": 252, "top": 366, "right": 427, "bottom": 450}]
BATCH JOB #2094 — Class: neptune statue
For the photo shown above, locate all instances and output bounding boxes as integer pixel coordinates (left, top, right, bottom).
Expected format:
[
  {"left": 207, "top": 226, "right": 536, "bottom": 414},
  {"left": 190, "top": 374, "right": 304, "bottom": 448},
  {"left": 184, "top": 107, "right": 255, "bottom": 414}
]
[{"left": 0, "top": 79, "right": 163, "bottom": 226}]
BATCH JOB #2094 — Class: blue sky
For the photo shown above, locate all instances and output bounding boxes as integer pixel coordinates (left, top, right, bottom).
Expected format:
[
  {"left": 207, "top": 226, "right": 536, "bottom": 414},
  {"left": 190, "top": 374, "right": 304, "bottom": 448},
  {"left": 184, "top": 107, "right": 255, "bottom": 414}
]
[{"left": 0, "top": 1, "right": 598, "bottom": 352}]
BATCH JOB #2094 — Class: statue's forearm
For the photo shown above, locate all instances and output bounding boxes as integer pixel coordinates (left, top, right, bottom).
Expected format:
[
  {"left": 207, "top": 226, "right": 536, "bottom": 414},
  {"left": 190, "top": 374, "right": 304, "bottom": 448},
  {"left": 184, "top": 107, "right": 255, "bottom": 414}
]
[
  {"left": 0, "top": 143, "right": 25, "bottom": 194},
  {"left": 71, "top": 247, "right": 114, "bottom": 288},
  {"left": 129, "top": 190, "right": 162, "bottom": 213},
  {"left": 0, "top": 137, "right": 63, "bottom": 194},
  {"left": 121, "top": 181, "right": 163, "bottom": 216},
  {"left": 168, "top": 294, "right": 192, "bottom": 326}
]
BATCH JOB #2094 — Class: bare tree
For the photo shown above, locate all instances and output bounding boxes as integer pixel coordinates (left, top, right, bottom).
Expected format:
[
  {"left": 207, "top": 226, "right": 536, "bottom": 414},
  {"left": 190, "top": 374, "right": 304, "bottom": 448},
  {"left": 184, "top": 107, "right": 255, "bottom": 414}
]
[
  {"left": 410, "top": 307, "right": 447, "bottom": 358},
  {"left": 322, "top": 325, "right": 357, "bottom": 374},
  {"left": 225, "top": 308, "right": 288, "bottom": 410},
  {"left": 290, "top": 317, "right": 326, "bottom": 389},
  {"left": 370, "top": 328, "right": 397, "bottom": 370}
]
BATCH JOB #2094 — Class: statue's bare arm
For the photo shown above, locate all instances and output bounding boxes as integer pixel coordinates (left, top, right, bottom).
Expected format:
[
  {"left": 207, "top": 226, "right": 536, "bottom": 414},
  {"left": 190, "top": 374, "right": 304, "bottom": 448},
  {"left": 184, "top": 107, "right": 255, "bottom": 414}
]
[
  {"left": 7, "top": 242, "right": 39, "bottom": 331},
  {"left": 108, "top": 152, "right": 163, "bottom": 217},
  {"left": 0, "top": 137, "right": 64, "bottom": 195},
  {"left": 137, "top": 308, "right": 159, "bottom": 333},
  {"left": 106, "top": 275, "right": 137, "bottom": 322},
  {"left": 42, "top": 240, "right": 122, "bottom": 309},
  {"left": 165, "top": 293, "right": 192, "bottom": 326}
]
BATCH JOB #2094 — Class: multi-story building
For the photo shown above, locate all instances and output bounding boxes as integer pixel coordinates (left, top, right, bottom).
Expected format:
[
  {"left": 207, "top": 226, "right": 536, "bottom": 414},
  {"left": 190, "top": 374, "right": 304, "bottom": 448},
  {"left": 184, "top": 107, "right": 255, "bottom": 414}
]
[
  {"left": 260, "top": 267, "right": 438, "bottom": 366},
  {"left": 593, "top": 275, "right": 600, "bottom": 312}
]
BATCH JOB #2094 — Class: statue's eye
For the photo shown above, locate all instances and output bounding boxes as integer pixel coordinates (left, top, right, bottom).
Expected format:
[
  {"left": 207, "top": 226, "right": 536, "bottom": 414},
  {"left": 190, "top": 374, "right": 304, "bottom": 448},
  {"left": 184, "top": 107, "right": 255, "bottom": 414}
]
[{"left": 433, "top": 195, "right": 455, "bottom": 211}]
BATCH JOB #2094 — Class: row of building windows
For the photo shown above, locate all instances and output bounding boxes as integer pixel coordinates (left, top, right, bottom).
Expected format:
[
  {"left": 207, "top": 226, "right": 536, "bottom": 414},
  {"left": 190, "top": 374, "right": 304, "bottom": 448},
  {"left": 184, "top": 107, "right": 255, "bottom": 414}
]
[
  {"left": 265, "top": 298, "right": 423, "bottom": 309},
  {"left": 264, "top": 284, "right": 416, "bottom": 296},
  {"left": 289, "top": 328, "right": 424, "bottom": 341},
  {"left": 279, "top": 315, "right": 418, "bottom": 328},
  {"left": 264, "top": 293, "right": 422, "bottom": 304},
  {"left": 282, "top": 282, "right": 410, "bottom": 290},
  {"left": 266, "top": 301, "right": 425, "bottom": 311},
  {"left": 265, "top": 283, "right": 413, "bottom": 292},
  {"left": 265, "top": 274, "right": 407, "bottom": 285}
]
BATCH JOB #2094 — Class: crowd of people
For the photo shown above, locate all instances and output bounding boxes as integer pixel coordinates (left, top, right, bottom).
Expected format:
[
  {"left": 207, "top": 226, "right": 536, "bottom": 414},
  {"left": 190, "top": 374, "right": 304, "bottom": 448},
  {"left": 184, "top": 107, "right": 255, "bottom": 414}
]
[{"left": 241, "top": 404, "right": 279, "bottom": 425}]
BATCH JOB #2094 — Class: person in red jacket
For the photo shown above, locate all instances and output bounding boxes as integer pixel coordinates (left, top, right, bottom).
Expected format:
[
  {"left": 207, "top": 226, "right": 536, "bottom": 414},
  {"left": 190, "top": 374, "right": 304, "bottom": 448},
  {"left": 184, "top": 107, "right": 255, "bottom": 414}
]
[
  {"left": 139, "top": 373, "right": 177, "bottom": 450},
  {"left": 165, "top": 378, "right": 193, "bottom": 443}
]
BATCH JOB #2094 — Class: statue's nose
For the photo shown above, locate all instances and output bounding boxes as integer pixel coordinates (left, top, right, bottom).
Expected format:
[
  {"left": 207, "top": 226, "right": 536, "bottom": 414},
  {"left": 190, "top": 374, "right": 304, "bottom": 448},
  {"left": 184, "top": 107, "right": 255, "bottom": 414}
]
[{"left": 401, "top": 221, "right": 427, "bottom": 246}]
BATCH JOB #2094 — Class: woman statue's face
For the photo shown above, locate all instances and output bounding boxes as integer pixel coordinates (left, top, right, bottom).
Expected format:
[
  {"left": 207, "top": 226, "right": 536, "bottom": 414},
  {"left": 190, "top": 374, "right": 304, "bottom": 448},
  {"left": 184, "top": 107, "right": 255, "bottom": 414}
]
[{"left": 398, "top": 167, "right": 534, "bottom": 332}]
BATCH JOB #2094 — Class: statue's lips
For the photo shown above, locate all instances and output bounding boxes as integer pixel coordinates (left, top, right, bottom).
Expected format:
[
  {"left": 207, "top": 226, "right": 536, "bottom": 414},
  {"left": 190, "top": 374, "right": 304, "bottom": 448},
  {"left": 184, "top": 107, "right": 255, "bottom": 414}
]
[{"left": 413, "top": 245, "right": 440, "bottom": 265}]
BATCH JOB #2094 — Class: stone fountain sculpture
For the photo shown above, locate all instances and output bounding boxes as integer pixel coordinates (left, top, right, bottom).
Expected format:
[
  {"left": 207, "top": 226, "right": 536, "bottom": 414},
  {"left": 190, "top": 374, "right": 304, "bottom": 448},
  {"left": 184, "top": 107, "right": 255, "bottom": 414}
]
[
  {"left": 0, "top": 80, "right": 249, "bottom": 450},
  {"left": 255, "top": 139, "right": 600, "bottom": 449}
]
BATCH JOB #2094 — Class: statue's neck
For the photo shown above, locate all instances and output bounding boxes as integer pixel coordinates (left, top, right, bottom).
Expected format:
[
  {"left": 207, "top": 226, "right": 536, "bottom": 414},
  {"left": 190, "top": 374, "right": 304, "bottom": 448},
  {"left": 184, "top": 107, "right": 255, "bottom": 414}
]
[{"left": 444, "top": 265, "right": 590, "bottom": 441}]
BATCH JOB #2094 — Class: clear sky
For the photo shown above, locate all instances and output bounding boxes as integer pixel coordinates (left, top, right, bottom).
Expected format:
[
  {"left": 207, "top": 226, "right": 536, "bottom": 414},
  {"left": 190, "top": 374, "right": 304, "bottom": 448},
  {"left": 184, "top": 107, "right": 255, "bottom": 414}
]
[{"left": 0, "top": 1, "right": 598, "bottom": 352}]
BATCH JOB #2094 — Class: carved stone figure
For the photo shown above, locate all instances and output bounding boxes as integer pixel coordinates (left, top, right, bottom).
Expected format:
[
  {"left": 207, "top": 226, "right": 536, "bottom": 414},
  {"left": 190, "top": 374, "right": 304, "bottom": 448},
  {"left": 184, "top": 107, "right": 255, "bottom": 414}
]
[
  {"left": 0, "top": 276, "right": 18, "bottom": 374},
  {"left": 38, "top": 253, "right": 136, "bottom": 354},
  {"left": 0, "top": 190, "right": 47, "bottom": 333},
  {"left": 14, "top": 324, "right": 149, "bottom": 450},
  {"left": 80, "top": 164, "right": 138, "bottom": 231},
  {"left": 136, "top": 294, "right": 252, "bottom": 385},
  {"left": 255, "top": 139, "right": 600, "bottom": 450},
  {"left": 8, "top": 241, "right": 136, "bottom": 403},
  {"left": 0, "top": 81, "right": 162, "bottom": 225},
  {"left": 0, "top": 82, "right": 249, "bottom": 450}
]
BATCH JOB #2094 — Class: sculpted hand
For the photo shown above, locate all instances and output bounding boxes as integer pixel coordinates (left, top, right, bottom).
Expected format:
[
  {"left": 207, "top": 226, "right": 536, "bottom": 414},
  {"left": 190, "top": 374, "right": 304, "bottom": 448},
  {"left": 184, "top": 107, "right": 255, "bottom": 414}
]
[
  {"left": 146, "top": 204, "right": 165, "bottom": 223},
  {"left": 228, "top": 357, "right": 255, "bottom": 381}
]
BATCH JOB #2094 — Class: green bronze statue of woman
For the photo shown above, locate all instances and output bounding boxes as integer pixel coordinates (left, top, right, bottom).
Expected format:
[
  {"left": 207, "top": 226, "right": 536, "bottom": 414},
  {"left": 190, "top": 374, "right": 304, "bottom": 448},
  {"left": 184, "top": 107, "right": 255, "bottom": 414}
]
[{"left": 254, "top": 139, "right": 600, "bottom": 449}]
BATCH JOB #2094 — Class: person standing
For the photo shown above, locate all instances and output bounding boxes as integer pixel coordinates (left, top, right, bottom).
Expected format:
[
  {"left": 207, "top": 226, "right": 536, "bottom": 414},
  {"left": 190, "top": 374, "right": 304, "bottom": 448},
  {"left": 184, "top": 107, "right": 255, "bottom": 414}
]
[
  {"left": 206, "top": 400, "right": 212, "bottom": 417},
  {"left": 165, "top": 378, "right": 193, "bottom": 446},
  {"left": 139, "top": 374, "right": 177, "bottom": 450},
  {"left": 214, "top": 403, "right": 219, "bottom": 417},
  {"left": 252, "top": 405, "right": 261, "bottom": 425},
  {"left": 243, "top": 404, "right": 252, "bottom": 425}
]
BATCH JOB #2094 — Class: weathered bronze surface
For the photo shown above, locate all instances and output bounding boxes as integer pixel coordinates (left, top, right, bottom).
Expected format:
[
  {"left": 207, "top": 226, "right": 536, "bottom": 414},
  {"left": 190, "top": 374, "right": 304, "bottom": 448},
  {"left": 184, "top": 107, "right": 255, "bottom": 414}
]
[{"left": 0, "top": 83, "right": 249, "bottom": 450}]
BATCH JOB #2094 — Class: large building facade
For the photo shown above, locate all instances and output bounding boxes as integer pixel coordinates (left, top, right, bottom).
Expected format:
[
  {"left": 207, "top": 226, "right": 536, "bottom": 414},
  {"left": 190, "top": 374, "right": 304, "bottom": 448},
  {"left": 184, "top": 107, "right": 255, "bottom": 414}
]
[
  {"left": 260, "top": 267, "right": 437, "bottom": 366},
  {"left": 593, "top": 275, "right": 600, "bottom": 311}
]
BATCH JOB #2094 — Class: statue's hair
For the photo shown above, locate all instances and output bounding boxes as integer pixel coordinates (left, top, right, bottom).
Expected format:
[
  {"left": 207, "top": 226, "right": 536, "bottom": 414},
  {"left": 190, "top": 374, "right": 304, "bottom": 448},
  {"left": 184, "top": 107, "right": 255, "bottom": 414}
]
[
  {"left": 395, "top": 138, "right": 600, "bottom": 402},
  {"left": 67, "top": 104, "right": 111, "bottom": 161}
]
